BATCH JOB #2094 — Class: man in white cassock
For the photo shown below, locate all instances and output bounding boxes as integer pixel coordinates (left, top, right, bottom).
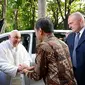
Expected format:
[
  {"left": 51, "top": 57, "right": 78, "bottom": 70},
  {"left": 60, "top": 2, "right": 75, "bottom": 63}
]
[{"left": 0, "top": 30, "right": 31, "bottom": 85}]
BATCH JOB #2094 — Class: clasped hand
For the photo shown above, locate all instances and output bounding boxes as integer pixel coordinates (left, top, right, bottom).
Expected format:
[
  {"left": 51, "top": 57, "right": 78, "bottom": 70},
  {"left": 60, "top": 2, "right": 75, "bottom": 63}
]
[{"left": 17, "top": 64, "right": 35, "bottom": 74}]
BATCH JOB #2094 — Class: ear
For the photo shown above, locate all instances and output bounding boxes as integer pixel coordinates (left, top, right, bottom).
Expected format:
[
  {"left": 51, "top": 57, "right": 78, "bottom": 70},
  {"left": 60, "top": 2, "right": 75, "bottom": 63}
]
[
  {"left": 39, "top": 28, "right": 44, "bottom": 35},
  {"left": 80, "top": 18, "right": 83, "bottom": 23}
]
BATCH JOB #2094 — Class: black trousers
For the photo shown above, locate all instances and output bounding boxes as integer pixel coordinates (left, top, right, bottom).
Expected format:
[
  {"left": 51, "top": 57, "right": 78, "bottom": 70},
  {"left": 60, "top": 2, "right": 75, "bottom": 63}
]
[{"left": 73, "top": 67, "right": 85, "bottom": 85}]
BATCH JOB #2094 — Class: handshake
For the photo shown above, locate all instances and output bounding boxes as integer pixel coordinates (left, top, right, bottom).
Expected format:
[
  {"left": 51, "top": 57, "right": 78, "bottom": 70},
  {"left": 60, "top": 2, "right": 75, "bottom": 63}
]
[{"left": 17, "top": 64, "right": 35, "bottom": 76}]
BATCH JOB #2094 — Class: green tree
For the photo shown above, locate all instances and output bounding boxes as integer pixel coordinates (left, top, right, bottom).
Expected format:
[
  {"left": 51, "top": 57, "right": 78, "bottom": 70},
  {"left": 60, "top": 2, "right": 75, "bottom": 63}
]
[
  {"left": 1, "top": 0, "right": 85, "bottom": 32},
  {"left": 6, "top": 0, "right": 37, "bottom": 32},
  {"left": 47, "top": 0, "right": 81, "bottom": 30}
]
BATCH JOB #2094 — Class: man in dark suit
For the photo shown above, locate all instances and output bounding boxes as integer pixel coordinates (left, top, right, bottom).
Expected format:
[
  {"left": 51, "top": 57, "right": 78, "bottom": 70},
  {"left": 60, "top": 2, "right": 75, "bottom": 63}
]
[{"left": 66, "top": 12, "right": 85, "bottom": 85}]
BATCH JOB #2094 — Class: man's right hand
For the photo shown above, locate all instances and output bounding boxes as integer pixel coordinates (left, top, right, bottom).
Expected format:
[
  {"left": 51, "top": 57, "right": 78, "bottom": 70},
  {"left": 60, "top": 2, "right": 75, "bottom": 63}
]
[{"left": 17, "top": 64, "right": 24, "bottom": 72}]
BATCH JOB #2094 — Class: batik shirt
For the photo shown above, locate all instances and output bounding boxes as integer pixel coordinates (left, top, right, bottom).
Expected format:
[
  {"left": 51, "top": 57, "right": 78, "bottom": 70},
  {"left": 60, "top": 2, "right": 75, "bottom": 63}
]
[{"left": 28, "top": 34, "right": 77, "bottom": 85}]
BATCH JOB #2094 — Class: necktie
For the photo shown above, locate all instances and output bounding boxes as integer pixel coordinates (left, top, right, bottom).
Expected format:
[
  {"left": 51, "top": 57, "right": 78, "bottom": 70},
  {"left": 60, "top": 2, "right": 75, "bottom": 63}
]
[{"left": 72, "top": 32, "right": 80, "bottom": 67}]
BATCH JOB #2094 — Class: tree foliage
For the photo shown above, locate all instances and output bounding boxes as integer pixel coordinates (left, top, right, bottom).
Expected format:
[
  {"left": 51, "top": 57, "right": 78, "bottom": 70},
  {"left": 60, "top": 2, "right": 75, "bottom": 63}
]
[
  {"left": 1, "top": 0, "right": 85, "bottom": 32},
  {"left": 5, "top": 0, "right": 37, "bottom": 32},
  {"left": 47, "top": 0, "right": 81, "bottom": 30}
]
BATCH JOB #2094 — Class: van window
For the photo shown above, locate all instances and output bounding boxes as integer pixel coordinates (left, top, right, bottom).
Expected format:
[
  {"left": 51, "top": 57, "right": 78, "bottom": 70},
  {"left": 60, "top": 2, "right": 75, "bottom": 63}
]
[
  {"left": 31, "top": 32, "right": 66, "bottom": 54},
  {"left": 32, "top": 33, "right": 36, "bottom": 53},
  {"left": 21, "top": 34, "right": 30, "bottom": 51},
  {"left": 0, "top": 36, "right": 9, "bottom": 43},
  {"left": 54, "top": 32, "right": 65, "bottom": 41}
]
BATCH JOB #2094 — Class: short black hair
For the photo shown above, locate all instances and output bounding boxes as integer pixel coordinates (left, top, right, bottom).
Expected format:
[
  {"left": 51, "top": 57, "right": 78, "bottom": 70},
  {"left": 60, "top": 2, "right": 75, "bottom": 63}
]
[{"left": 35, "top": 17, "right": 54, "bottom": 33}]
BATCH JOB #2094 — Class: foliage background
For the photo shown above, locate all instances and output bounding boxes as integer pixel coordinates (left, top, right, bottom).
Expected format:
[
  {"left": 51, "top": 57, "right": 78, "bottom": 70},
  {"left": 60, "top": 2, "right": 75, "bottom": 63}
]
[{"left": 0, "top": 0, "right": 85, "bottom": 32}]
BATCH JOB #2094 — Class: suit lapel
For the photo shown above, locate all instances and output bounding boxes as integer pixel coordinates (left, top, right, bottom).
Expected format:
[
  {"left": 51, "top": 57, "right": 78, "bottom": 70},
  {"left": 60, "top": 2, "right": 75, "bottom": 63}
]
[{"left": 78, "top": 29, "right": 85, "bottom": 47}]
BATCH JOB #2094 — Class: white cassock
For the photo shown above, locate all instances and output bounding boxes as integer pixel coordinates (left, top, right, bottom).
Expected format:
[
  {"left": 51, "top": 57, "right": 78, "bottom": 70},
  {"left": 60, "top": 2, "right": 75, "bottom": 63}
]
[{"left": 0, "top": 40, "right": 31, "bottom": 85}]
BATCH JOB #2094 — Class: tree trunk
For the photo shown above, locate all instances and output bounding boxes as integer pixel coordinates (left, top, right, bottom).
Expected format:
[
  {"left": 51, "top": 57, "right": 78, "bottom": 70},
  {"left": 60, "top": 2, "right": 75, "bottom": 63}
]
[
  {"left": 38, "top": 0, "right": 46, "bottom": 18},
  {"left": 1, "top": 0, "right": 7, "bottom": 33},
  {"left": 14, "top": 9, "right": 18, "bottom": 30}
]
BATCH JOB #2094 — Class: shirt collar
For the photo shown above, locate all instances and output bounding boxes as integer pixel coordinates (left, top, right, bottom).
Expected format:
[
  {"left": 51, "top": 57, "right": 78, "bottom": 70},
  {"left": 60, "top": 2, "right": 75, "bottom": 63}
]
[
  {"left": 42, "top": 33, "right": 55, "bottom": 42},
  {"left": 79, "top": 27, "right": 85, "bottom": 38}
]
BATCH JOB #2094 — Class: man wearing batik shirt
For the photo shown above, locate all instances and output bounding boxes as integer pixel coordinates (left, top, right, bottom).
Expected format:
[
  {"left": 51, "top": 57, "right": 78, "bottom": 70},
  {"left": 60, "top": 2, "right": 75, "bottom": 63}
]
[{"left": 23, "top": 18, "right": 77, "bottom": 85}]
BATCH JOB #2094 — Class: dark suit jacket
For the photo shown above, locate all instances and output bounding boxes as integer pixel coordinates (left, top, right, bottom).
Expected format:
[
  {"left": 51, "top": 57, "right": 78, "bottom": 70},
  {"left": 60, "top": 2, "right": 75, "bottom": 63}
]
[{"left": 66, "top": 30, "right": 85, "bottom": 85}]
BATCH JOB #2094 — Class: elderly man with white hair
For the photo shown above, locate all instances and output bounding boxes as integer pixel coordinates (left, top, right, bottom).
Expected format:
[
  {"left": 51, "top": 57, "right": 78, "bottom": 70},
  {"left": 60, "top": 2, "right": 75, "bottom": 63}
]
[
  {"left": 0, "top": 30, "right": 32, "bottom": 85},
  {"left": 66, "top": 12, "right": 85, "bottom": 85}
]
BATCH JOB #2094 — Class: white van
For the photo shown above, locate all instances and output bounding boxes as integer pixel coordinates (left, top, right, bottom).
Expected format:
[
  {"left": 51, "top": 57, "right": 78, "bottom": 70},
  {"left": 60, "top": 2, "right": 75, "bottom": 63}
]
[{"left": 0, "top": 30, "right": 71, "bottom": 85}]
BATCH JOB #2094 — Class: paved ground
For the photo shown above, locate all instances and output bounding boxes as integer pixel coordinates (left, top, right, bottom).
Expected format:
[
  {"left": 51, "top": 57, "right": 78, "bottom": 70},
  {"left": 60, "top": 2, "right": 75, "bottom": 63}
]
[
  {"left": 29, "top": 79, "right": 45, "bottom": 85},
  {"left": 12, "top": 75, "right": 45, "bottom": 85}
]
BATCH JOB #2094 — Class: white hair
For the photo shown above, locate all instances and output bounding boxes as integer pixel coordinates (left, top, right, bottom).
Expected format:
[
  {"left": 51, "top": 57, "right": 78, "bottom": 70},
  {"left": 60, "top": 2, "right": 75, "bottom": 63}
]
[
  {"left": 9, "top": 30, "right": 21, "bottom": 37},
  {"left": 10, "top": 30, "right": 20, "bottom": 35},
  {"left": 70, "top": 12, "right": 85, "bottom": 21}
]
